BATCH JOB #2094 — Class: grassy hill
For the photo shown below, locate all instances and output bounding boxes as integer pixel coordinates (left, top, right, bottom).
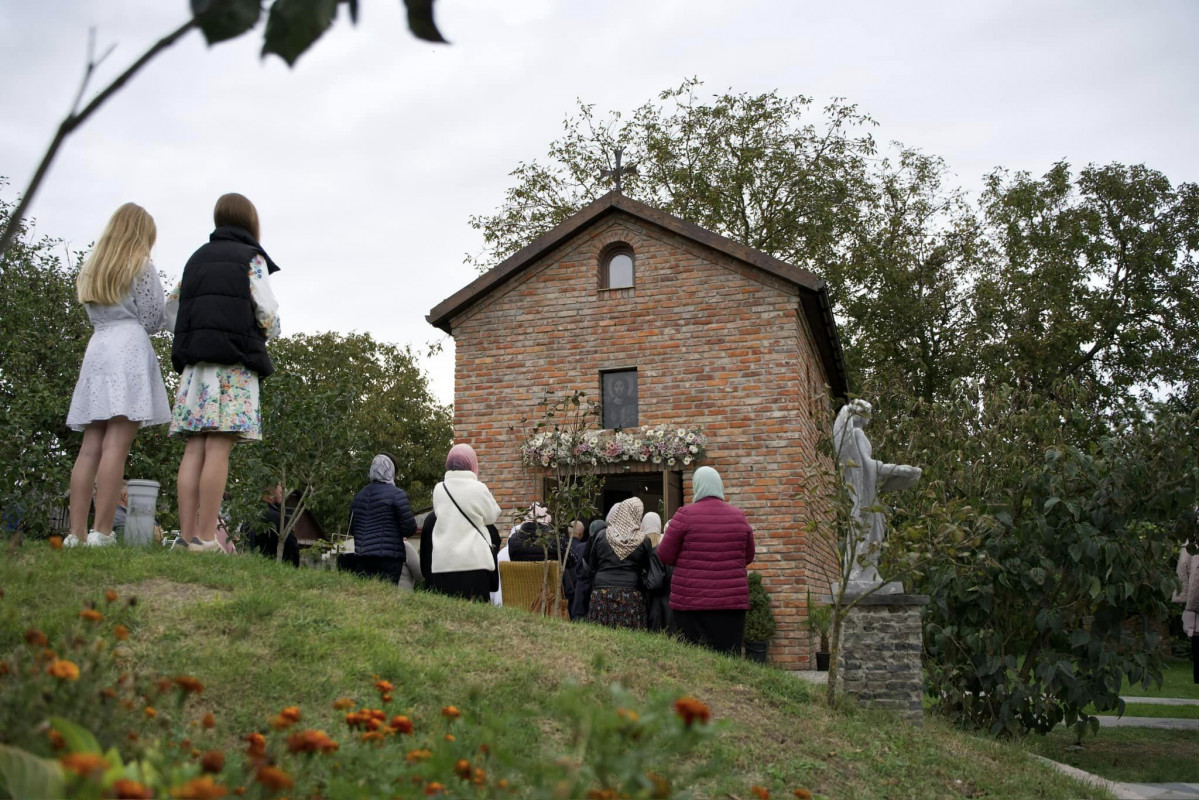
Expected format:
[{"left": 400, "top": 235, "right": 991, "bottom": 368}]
[{"left": 0, "top": 543, "right": 1103, "bottom": 799}]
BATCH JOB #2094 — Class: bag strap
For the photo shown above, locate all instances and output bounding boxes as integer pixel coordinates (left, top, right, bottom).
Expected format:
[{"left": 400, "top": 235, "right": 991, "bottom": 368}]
[{"left": 441, "top": 484, "right": 491, "bottom": 548}]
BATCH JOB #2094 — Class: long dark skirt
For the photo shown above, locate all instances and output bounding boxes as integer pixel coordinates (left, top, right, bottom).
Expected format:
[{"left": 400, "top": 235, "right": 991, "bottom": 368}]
[
  {"left": 345, "top": 554, "right": 403, "bottom": 585},
  {"left": 674, "top": 610, "right": 746, "bottom": 655},
  {"left": 587, "top": 586, "right": 646, "bottom": 630},
  {"left": 427, "top": 569, "right": 492, "bottom": 602}
]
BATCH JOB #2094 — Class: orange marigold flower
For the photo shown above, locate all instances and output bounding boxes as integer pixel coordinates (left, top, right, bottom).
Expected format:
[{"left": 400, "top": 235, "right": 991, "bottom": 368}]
[
  {"left": 113, "top": 624, "right": 130, "bottom": 641},
  {"left": 381, "top": 692, "right": 392, "bottom": 702},
  {"left": 616, "top": 708, "right": 639, "bottom": 722},
  {"left": 49, "top": 535, "right": 64, "bottom": 549},
  {"left": 751, "top": 787, "right": 770, "bottom": 800},
  {"left": 280, "top": 706, "right": 301, "bottom": 723},
  {"left": 127, "top": 731, "right": 140, "bottom": 743},
  {"left": 156, "top": 678, "right": 174, "bottom": 694},
  {"left": 405, "top": 749, "right": 433, "bottom": 764},
  {"left": 145, "top": 706, "right": 157, "bottom": 718},
  {"left": 441, "top": 705, "right": 461, "bottom": 720},
  {"left": 174, "top": 675, "right": 205, "bottom": 694},
  {"left": 424, "top": 782, "right": 446, "bottom": 796},
  {"left": 171, "top": 775, "right": 229, "bottom": 799},
  {"left": 47, "top": 658, "right": 80, "bottom": 681},
  {"left": 390, "top": 715, "right": 413, "bottom": 734},
  {"left": 374, "top": 679, "right": 394, "bottom": 694},
  {"left": 498, "top": 779, "right": 509, "bottom": 789},
  {"left": 47, "top": 729, "right": 65, "bottom": 750},
  {"left": 332, "top": 697, "right": 354, "bottom": 710},
  {"left": 254, "top": 765, "right": 294, "bottom": 793},
  {"left": 202, "top": 712, "right": 216, "bottom": 729},
  {"left": 59, "top": 752, "right": 109, "bottom": 776},
  {"left": 112, "top": 778, "right": 154, "bottom": 799},
  {"left": 80, "top": 608, "right": 103, "bottom": 623},
  {"left": 368, "top": 708, "right": 386, "bottom": 721},
  {"left": 673, "top": 696, "right": 711, "bottom": 727},
  {"left": 646, "top": 772, "right": 671, "bottom": 799},
  {"left": 105, "top": 590, "right": 119, "bottom": 603},
  {"left": 792, "top": 791, "right": 812, "bottom": 800},
  {"left": 201, "top": 750, "right": 225, "bottom": 773},
  {"left": 288, "top": 729, "right": 339, "bottom": 755},
  {"left": 360, "top": 730, "right": 385, "bottom": 743},
  {"left": 244, "top": 732, "right": 267, "bottom": 759},
  {"left": 23, "top": 628, "right": 48, "bottom": 647},
  {"left": 101, "top": 687, "right": 116, "bottom": 698},
  {"left": 444, "top": 734, "right": 455, "bottom": 742},
  {"left": 453, "top": 759, "right": 472, "bottom": 780}
]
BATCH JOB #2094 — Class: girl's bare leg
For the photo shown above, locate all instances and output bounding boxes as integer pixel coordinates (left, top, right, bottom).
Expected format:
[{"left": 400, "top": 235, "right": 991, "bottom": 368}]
[
  {"left": 92, "top": 416, "right": 140, "bottom": 535},
  {"left": 195, "top": 434, "right": 236, "bottom": 542},
  {"left": 177, "top": 436, "right": 206, "bottom": 542},
  {"left": 69, "top": 422, "right": 107, "bottom": 539}
]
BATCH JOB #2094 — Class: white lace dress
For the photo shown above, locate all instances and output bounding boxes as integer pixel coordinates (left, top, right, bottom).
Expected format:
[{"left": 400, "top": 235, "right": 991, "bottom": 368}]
[{"left": 66, "top": 262, "right": 171, "bottom": 430}]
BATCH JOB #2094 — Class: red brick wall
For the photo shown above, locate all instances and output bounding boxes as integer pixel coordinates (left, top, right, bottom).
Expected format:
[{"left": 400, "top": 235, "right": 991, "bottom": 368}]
[{"left": 448, "top": 211, "right": 834, "bottom": 670}]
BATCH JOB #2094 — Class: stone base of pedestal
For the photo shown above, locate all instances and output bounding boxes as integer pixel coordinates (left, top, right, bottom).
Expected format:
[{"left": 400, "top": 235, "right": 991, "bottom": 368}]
[{"left": 834, "top": 592, "right": 928, "bottom": 725}]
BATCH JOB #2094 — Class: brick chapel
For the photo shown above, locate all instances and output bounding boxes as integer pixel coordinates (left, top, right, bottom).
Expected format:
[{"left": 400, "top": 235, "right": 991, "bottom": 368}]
[{"left": 427, "top": 191, "right": 848, "bottom": 670}]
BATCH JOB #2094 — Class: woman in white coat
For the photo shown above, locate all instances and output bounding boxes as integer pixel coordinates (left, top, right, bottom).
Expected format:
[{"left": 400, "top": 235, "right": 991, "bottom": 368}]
[{"left": 419, "top": 443, "right": 501, "bottom": 601}]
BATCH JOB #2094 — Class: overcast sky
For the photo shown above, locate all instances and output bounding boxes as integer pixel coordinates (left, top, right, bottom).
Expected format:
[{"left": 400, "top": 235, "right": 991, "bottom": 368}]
[{"left": 3, "top": 1, "right": 1197, "bottom": 406}]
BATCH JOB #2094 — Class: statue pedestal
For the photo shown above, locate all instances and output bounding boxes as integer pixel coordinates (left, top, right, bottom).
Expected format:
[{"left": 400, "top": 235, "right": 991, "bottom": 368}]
[{"left": 833, "top": 591, "right": 928, "bottom": 725}]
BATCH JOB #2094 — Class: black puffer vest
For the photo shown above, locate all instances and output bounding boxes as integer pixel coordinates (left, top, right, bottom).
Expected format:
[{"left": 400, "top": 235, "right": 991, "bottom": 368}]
[{"left": 171, "top": 226, "right": 280, "bottom": 377}]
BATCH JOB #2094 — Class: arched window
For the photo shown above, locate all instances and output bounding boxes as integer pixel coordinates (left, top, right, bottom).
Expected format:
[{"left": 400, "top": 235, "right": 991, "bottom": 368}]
[{"left": 600, "top": 245, "right": 634, "bottom": 289}]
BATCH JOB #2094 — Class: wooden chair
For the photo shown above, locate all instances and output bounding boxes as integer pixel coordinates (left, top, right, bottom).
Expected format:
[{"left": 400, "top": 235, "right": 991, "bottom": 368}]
[{"left": 499, "top": 561, "right": 569, "bottom": 618}]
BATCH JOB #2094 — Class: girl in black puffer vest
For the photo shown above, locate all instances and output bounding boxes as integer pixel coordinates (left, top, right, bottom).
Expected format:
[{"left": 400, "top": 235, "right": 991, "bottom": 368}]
[
  {"left": 347, "top": 455, "right": 417, "bottom": 584},
  {"left": 167, "top": 193, "right": 281, "bottom": 553}
]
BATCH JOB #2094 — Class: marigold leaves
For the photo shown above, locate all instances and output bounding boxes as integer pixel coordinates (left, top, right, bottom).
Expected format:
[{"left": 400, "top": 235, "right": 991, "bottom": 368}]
[
  {"left": 50, "top": 717, "right": 102, "bottom": 755},
  {"left": 0, "top": 743, "right": 67, "bottom": 800}
]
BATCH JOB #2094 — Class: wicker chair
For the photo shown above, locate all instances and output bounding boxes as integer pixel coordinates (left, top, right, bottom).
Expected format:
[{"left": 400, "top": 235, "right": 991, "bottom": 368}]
[{"left": 499, "top": 561, "right": 569, "bottom": 618}]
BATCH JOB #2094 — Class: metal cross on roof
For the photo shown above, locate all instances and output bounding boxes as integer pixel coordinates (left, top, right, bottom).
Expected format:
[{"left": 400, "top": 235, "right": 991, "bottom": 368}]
[{"left": 600, "top": 147, "right": 638, "bottom": 194}]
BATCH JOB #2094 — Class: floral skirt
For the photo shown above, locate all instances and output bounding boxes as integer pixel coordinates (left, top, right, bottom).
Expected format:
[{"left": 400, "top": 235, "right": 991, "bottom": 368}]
[
  {"left": 169, "top": 363, "right": 262, "bottom": 442},
  {"left": 587, "top": 587, "right": 646, "bottom": 630}
]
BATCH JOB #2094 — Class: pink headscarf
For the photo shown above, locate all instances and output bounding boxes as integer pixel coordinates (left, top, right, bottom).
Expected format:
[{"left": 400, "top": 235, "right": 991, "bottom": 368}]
[{"left": 445, "top": 443, "right": 479, "bottom": 475}]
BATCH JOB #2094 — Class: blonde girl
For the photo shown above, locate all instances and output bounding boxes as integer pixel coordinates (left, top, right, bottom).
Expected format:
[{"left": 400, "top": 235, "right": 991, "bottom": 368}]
[
  {"left": 166, "top": 193, "right": 280, "bottom": 553},
  {"left": 65, "top": 203, "right": 171, "bottom": 547}
]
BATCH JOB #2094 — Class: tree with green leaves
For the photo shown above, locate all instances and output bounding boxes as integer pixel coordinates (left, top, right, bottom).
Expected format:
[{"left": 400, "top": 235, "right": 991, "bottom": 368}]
[
  {"left": 467, "top": 78, "right": 877, "bottom": 276},
  {"left": 227, "top": 331, "right": 452, "bottom": 561},
  {"left": 0, "top": 0, "right": 446, "bottom": 258},
  {"left": 879, "top": 381, "right": 1198, "bottom": 737}
]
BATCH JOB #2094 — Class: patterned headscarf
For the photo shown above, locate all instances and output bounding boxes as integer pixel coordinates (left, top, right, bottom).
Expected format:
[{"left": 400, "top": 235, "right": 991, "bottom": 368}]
[
  {"left": 369, "top": 454, "right": 395, "bottom": 484},
  {"left": 445, "top": 443, "right": 479, "bottom": 475},
  {"left": 606, "top": 497, "right": 646, "bottom": 561},
  {"left": 692, "top": 466, "right": 725, "bottom": 501}
]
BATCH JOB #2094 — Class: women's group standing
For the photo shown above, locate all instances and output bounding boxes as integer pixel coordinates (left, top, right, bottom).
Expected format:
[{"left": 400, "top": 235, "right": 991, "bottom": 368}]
[{"left": 65, "top": 195, "right": 280, "bottom": 551}]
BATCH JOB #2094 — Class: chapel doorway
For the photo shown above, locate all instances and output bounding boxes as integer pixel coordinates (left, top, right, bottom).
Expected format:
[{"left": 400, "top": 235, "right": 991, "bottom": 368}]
[{"left": 597, "top": 470, "right": 683, "bottom": 522}]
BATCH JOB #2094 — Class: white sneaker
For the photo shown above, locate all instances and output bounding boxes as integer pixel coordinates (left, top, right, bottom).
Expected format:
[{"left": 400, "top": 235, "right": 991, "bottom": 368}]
[
  {"left": 63, "top": 534, "right": 82, "bottom": 548},
  {"left": 85, "top": 530, "right": 117, "bottom": 547}
]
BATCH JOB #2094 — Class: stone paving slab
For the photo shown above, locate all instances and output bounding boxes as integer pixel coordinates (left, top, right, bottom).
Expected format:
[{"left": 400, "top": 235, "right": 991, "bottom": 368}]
[
  {"left": 1122, "top": 697, "right": 1199, "bottom": 707},
  {"left": 1096, "top": 716, "right": 1199, "bottom": 730}
]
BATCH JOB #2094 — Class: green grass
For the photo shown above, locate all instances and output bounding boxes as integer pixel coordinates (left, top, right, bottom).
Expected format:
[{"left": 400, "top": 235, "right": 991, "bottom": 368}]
[
  {"left": 1117, "top": 656, "right": 1199, "bottom": 701},
  {"left": 1024, "top": 727, "right": 1199, "bottom": 783},
  {"left": 0, "top": 544, "right": 1109, "bottom": 799},
  {"left": 1099, "top": 703, "right": 1199, "bottom": 720}
]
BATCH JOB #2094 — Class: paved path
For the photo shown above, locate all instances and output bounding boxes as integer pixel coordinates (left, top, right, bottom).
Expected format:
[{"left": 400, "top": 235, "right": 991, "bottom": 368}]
[
  {"left": 1122, "top": 697, "right": 1199, "bottom": 707},
  {"left": 1038, "top": 757, "right": 1199, "bottom": 799},
  {"left": 1095, "top": 715, "right": 1199, "bottom": 730}
]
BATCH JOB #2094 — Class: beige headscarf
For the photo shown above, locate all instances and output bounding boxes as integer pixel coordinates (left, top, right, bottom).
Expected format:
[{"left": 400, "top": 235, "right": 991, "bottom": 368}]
[{"left": 606, "top": 497, "right": 646, "bottom": 561}]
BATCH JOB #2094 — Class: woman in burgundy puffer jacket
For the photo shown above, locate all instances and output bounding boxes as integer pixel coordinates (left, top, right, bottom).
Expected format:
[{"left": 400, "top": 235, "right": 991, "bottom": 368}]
[{"left": 658, "top": 466, "right": 755, "bottom": 654}]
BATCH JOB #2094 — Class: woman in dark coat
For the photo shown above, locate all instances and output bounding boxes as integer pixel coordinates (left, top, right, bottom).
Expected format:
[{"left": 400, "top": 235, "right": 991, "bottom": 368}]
[
  {"left": 347, "top": 454, "right": 417, "bottom": 583},
  {"left": 419, "top": 444, "right": 501, "bottom": 601},
  {"left": 641, "top": 513, "right": 676, "bottom": 634},
  {"left": 658, "top": 466, "right": 755, "bottom": 654},
  {"left": 586, "top": 498, "right": 652, "bottom": 629}
]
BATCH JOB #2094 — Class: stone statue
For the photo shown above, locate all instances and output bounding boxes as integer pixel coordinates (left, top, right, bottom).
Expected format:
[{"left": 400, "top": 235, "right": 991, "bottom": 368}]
[{"left": 832, "top": 399, "right": 922, "bottom": 594}]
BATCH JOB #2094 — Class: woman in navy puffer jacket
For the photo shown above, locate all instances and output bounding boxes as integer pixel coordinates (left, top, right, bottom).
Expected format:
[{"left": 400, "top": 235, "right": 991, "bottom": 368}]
[
  {"left": 348, "top": 454, "right": 417, "bottom": 584},
  {"left": 658, "top": 466, "right": 755, "bottom": 654}
]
